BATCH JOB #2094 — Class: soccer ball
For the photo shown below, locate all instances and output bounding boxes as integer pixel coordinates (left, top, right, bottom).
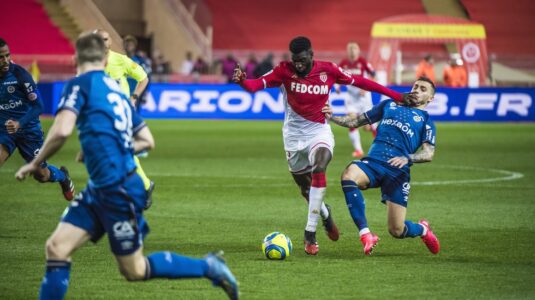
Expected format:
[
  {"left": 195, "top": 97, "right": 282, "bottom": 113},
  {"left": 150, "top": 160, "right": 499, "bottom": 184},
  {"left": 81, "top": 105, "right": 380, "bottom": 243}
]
[{"left": 262, "top": 232, "right": 293, "bottom": 260}]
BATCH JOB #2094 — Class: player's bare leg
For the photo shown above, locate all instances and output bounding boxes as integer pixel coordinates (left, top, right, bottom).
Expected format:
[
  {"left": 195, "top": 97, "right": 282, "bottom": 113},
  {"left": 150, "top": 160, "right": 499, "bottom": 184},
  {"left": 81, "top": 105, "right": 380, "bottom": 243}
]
[
  {"left": 39, "top": 222, "right": 92, "bottom": 299},
  {"left": 0, "top": 144, "right": 9, "bottom": 167},
  {"left": 341, "top": 164, "right": 379, "bottom": 255},
  {"left": 291, "top": 173, "right": 339, "bottom": 242},
  {"left": 300, "top": 147, "right": 335, "bottom": 255},
  {"left": 386, "top": 201, "right": 440, "bottom": 254}
]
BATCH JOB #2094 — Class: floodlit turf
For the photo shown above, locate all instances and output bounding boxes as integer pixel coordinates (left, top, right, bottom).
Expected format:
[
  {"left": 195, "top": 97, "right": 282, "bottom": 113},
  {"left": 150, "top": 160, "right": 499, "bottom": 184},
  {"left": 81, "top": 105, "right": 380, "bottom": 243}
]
[{"left": 1, "top": 119, "right": 534, "bottom": 299}]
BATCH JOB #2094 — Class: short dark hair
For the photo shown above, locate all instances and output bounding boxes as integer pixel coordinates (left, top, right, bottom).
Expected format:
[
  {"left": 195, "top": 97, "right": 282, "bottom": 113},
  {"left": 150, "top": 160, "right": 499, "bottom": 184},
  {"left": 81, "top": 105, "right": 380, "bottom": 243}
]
[
  {"left": 416, "top": 76, "right": 436, "bottom": 95},
  {"left": 289, "top": 36, "right": 312, "bottom": 54},
  {"left": 0, "top": 38, "right": 7, "bottom": 48},
  {"left": 76, "top": 33, "right": 106, "bottom": 64}
]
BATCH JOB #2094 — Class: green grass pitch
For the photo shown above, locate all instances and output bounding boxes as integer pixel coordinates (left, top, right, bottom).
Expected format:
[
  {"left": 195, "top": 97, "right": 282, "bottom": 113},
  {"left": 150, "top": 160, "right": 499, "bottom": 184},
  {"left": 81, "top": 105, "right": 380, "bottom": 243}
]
[{"left": 1, "top": 119, "right": 534, "bottom": 299}]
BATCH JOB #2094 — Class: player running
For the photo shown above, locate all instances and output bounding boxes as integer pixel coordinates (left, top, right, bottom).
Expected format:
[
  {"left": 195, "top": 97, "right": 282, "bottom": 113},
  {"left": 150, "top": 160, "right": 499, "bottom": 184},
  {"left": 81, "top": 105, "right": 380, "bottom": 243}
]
[
  {"left": 92, "top": 29, "right": 155, "bottom": 205},
  {"left": 232, "top": 36, "right": 417, "bottom": 255},
  {"left": 323, "top": 77, "right": 440, "bottom": 256},
  {"left": 0, "top": 37, "right": 74, "bottom": 200},
  {"left": 15, "top": 33, "right": 238, "bottom": 300},
  {"left": 337, "top": 42, "right": 377, "bottom": 158}
]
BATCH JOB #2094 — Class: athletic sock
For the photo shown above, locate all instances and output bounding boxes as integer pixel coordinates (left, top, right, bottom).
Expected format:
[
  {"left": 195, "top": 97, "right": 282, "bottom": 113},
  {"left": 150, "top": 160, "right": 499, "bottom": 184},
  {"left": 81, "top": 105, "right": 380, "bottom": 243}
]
[
  {"left": 47, "top": 165, "right": 66, "bottom": 183},
  {"left": 39, "top": 260, "right": 71, "bottom": 300},
  {"left": 146, "top": 252, "right": 208, "bottom": 279},
  {"left": 133, "top": 156, "right": 151, "bottom": 190},
  {"left": 341, "top": 180, "right": 368, "bottom": 231},
  {"left": 305, "top": 173, "right": 326, "bottom": 232},
  {"left": 349, "top": 129, "right": 363, "bottom": 152},
  {"left": 401, "top": 220, "right": 425, "bottom": 238}
]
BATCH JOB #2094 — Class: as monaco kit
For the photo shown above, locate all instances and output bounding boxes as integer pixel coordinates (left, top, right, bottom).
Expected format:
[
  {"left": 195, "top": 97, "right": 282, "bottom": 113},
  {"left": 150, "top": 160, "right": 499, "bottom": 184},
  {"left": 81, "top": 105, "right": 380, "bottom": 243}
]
[{"left": 258, "top": 61, "right": 355, "bottom": 152}]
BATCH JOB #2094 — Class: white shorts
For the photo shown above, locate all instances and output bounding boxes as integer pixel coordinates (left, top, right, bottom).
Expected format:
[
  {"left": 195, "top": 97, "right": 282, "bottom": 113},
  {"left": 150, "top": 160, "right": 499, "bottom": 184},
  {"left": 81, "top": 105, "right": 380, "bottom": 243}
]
[
  {"left": 285, "top": 131, "right": 335, "bottom": 174},
  {"left": 346, "top": 86, "right": 373, "bottom": 115}
]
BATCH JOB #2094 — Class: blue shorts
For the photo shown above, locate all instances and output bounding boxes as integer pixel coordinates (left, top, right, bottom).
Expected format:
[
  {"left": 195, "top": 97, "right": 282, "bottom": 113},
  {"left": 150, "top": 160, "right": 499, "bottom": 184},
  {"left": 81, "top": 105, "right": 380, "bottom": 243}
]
[
  {"left": 353, "top": 158, "right": 411, "bottom": 207},
  {"left": 62, "top": 173, "right": 150, "bottom": 256},
  {"left": 0, "top": 129, "right": 47, "bottom": 166}
]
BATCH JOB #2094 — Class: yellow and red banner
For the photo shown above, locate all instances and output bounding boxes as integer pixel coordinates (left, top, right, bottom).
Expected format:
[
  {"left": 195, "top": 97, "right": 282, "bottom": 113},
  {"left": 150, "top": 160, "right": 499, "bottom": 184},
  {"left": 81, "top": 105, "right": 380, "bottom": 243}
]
[{"left": 371, "top": 23, "right": 486, "bottom": 39}]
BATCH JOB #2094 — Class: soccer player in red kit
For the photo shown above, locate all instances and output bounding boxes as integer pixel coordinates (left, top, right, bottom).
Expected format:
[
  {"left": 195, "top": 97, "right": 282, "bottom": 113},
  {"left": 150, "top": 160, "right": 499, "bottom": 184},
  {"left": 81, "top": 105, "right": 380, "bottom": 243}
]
[
  {"left": 232, "top": 36, "right": 416, "bottom": 255},
  {"left": 338, "top": 42, "right": 377, "bottom": 158}
]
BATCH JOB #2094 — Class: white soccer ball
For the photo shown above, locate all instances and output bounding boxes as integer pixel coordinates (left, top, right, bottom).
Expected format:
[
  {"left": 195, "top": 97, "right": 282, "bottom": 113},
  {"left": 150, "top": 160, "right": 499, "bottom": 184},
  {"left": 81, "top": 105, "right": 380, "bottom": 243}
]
[{"left": 262, "top": 232, "right": 293, "bottom": 260}]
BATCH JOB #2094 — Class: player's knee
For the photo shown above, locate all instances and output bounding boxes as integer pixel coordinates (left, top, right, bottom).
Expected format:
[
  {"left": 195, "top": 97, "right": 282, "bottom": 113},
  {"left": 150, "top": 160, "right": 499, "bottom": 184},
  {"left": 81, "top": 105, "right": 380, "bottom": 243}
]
[
  {"left": 119, "top": 265, "right": 145, "bottom": 281},
  {"left": 341, "top": 168, "right": 356, "bottom": 182},
  {"left": 45, "top": 238, "right": 70, "bottom": 259},
  {"left": 388, "top": 224, "right": 405, "bottom": 238},
  {"left": 33, "top": 172, "right": 48, "bottom": 183}
]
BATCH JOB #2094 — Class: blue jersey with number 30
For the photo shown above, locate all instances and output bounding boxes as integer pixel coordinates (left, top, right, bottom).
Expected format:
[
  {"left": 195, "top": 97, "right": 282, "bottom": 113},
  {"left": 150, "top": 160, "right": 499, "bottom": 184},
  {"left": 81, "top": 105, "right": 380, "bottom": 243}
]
[
  {"left": 57, "top": 70, "right": 146, "bottom": 188},
  {"left": 364, "top": 99, "right": 436, "bottom": 167}
]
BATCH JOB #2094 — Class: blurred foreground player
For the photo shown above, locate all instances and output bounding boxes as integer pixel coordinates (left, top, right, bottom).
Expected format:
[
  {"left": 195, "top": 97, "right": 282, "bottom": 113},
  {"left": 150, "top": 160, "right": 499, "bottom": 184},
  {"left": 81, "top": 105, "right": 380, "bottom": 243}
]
[
  {"left": 15, "top": 33, "right": 238, "bottom": 300},
  {"left": 0, "top": 37, "right": 74, "bottom": 200},
  {"left": 233, "top": 36, "right": 417, "bottom": 255},
  {"left": 323, "top": 77, "right": 440, "bottom": 256}
]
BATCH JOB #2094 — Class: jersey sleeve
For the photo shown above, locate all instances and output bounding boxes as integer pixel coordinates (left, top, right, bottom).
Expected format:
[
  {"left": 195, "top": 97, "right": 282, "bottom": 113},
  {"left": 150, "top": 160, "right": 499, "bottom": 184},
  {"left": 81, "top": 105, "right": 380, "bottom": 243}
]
[
  {"left": 332, "top": 63, "right": 355, "bottom": 85},
  {"left": 127, "top": 101, "right": 147, "bottom": 134},
  {"left": 14, "top": 66, "right": 44, "bottom": 127},
  {"left": 56, "top": 80, "right": 86, "bottom": 116},
  {"left": 240, "top": 64, "right": 284, "bottom": 92},
  {"left": 124, "top": 55, "right": 148, "bottom": 82},
  {"left": 363, "top": 99, "right": 391, "bottom": 124},
  {"left": 423, "top": 118, "right": 436, "bottom": 146}
]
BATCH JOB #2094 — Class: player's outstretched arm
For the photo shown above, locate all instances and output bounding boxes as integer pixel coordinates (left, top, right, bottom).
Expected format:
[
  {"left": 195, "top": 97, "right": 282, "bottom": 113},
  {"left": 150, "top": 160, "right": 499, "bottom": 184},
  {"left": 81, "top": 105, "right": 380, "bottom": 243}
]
[
  {"left": 409, "top": 142, "right": 435, "bottom": 163},
  {"left": 352, "top": 76, "right": 418, "bottom": 106},
  {"left": 15, "top": 110, "right": 77, "bottom": 180},
  {"left": 232, "top": 64, "right": 266, "bottom": 92},
  {"left": 322, "top": 104, "right": 369, "bottom": 128},
  {"left": 388, "top": 143, "right": 434, "bottom": 168},
  {"left": 133, "top": 126, "right": 155, "bottom": 154}
]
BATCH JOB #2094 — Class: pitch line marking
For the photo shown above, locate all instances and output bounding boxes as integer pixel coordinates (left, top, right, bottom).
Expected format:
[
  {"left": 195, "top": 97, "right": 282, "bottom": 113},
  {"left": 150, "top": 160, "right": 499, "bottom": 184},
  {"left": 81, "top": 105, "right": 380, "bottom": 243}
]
[{"left": 0, "top": 164, "right": 524, "bottom": 186}]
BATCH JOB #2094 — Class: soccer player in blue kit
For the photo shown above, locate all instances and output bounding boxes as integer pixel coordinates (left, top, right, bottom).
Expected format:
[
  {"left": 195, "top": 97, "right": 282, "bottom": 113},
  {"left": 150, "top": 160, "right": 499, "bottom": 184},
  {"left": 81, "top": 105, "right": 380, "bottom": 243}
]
[
  {"left": 0, "top": 38, "right": 74, "bottom": 200},
  {"left": 323, "top": 77, "right": 440, "bottom": 256},
  {"left": 15, "top": 33, "right": 238, "bottom": 300}
]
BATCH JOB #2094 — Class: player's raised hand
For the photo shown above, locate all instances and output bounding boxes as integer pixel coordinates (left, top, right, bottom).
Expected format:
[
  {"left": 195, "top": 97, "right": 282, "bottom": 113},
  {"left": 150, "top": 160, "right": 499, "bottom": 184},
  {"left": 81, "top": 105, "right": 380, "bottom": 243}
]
[
  {"left": 5, "top": 119, "right": 20, "bottom": 134},
  {"left": 232, "top": 63, "right": 246, "bottom": 83},
  {"left": 387, "top": 156, "right": 409, "bottom": 168},
  {"left": 401, "top": 92, "right": 419, "bottom": 107},
  {"left": 15, "top": 162, "right": 39, "bottom": 181},
  {"left": 322, "top": 103, "right": 333, "bottom": 120}
]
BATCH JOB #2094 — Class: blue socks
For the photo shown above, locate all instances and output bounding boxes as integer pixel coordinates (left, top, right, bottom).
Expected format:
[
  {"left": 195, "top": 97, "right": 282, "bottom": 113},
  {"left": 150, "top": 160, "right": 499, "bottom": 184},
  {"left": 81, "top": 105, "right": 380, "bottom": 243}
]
[
  {"left": 47, "top": 165, "right": 66, "bottom": 183},
  {"left": 401, "top": 220, "right": 424, "bottom": 238},
  {"left": 146, "top": 252, "right": 208, "bottom": 279},
  {"left": 341, "top": 180, "right": 368, "bottom": 231},
  {"left": 39, "top": 260, "right": 71, "bottom": 300}
]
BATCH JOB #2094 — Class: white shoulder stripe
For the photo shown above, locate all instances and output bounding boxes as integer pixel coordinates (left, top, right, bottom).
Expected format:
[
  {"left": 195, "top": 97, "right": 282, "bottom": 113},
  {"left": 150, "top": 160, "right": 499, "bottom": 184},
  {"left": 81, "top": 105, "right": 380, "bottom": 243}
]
[{"left": 262, "top": 78, "right": 267, "bottom": 89}]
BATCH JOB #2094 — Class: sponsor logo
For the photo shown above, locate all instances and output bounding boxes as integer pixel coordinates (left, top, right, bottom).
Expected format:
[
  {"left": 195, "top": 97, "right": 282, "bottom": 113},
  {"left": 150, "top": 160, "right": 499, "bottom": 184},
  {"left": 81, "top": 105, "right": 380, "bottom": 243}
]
[
  {"left": 24, "top": 82, "right": 33, "bottom": 93},
  {"left": 290, "top": 82, "right": 329, "bottom": 95},
  {"left": 319, "top": 72, "right": 327, "bottom": 83},
  {"left": 112, "top": 221, "right": 135, "bottom": 239},
  {"left": 380, "top": 118, "right": 414, "bottom": 138},
  {"left": 121, "top": 241, "right": 134, "bottom": 250},
  {"left": 0, "top": 100, "right": 23, "bottom": 110},
  {"left": 3, "top": 81, "right": 17, "bottom": 85},
  {"left": 7, "top": 86, "right": 15, "bottom": 93}
]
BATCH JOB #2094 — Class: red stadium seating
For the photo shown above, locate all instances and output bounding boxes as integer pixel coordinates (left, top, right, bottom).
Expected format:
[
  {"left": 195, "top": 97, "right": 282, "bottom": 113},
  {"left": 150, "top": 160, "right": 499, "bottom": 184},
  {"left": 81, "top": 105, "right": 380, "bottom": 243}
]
[
  {"left": 204, "top": 0, "right": 436, "bottom": 52},
  {"left": 462, "top": 0, "right": 535, "bottom": 56},
  {"left": 1, "top": 0, "right": 74, "bottom": 55}
]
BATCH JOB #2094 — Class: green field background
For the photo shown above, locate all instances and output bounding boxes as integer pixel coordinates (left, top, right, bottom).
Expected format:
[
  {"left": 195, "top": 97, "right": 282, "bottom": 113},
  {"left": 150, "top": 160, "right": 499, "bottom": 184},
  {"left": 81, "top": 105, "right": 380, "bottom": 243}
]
[{"left": 1, "top": 120, "right": 534, "bottom": 299}]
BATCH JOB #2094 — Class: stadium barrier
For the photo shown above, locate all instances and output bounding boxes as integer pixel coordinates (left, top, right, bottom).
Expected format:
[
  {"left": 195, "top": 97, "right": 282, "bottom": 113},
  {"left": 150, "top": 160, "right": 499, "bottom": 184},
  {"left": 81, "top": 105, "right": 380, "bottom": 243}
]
[{"left": 39, "top": 83, "right": 535, "bottom": 122}]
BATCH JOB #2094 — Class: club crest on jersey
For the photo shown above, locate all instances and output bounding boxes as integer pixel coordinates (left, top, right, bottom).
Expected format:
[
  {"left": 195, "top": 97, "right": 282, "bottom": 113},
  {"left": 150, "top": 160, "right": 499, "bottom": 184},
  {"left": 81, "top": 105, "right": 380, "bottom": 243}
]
[
  {"left": 319, "top": 72, "right": 327, "bottom": 83},
  {"left": 7, "top": 86, "right": 15, "bottom": 93}
]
